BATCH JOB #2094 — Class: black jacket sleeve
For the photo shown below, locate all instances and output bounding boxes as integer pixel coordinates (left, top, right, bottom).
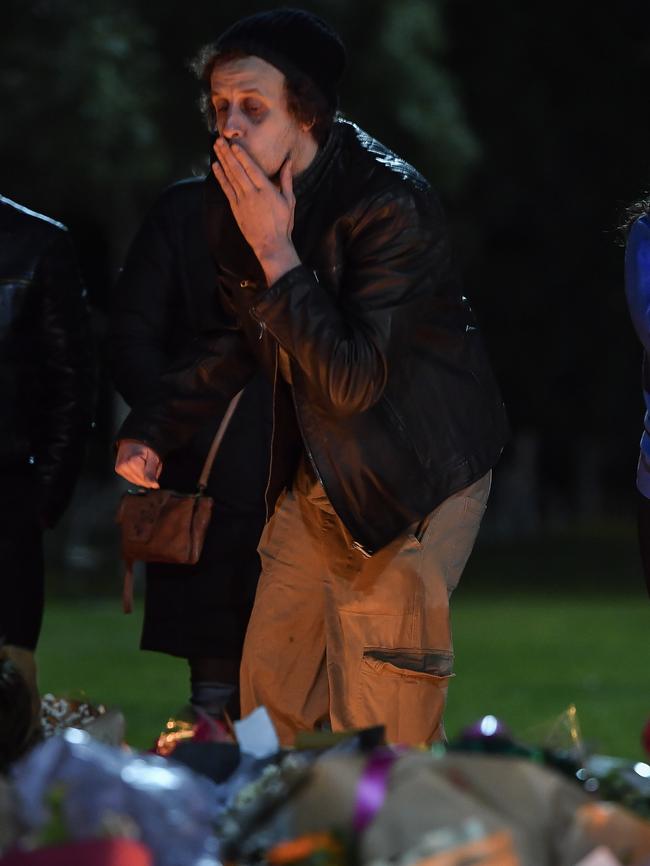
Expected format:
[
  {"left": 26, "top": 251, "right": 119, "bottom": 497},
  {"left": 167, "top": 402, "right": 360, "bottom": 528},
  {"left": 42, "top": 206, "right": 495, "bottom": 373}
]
[
  {"left": 110, "top": 184, "right": 259, "bottom": 456},
  {"left": 109, "top": 192, "right": 181, "bottom": 409},
  {"left": 116, "top": 328, "right": 257, "bottom": 457},
  {"left": 250, "top": 187, "right": 450, "bottom": 416},
  {"left": 35, "top": 230, "right": 94, "bottom": 526}
]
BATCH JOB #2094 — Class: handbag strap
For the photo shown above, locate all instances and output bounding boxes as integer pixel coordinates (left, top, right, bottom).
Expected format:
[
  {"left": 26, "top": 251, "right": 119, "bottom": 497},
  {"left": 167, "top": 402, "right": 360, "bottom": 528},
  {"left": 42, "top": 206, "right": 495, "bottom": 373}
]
[
  {"left": 197, "top": 389, "right": 244, "bottom": 492},
  {"left": 120, "top": 389, "right": 244, "bottom": 615}
]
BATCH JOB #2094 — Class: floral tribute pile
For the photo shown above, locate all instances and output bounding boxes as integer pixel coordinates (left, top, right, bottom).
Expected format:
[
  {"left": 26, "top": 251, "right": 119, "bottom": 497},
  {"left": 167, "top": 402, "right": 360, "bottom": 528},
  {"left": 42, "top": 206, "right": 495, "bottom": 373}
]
[{"left": 1, "top": 669, "right": 650, "bottom": 866}]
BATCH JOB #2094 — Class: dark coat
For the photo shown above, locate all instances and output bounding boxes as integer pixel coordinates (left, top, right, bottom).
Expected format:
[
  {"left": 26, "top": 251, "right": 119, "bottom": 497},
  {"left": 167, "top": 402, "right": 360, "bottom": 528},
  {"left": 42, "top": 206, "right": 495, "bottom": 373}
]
[
  {"left": 119, "top": 120, "right": 509, "bottom": 556},
  {"left": 109, "top": 178, "right": 272, "bottom": 659},
  {"left": 0, "top": 195, "right": 93, "bottom": 527},
  {"left": 0, "top": 194, "right": 93, "bottom": 650}
]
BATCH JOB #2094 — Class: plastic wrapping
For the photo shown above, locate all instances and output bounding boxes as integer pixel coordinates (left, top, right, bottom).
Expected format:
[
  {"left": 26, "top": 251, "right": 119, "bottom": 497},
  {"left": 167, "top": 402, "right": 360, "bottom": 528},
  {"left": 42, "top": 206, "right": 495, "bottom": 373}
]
[
  {"left": 214, "top": 744, "right": 650, "bottom": 866},
  {"left": 9, "top": 728, "right": 220, "bottom": 866}
]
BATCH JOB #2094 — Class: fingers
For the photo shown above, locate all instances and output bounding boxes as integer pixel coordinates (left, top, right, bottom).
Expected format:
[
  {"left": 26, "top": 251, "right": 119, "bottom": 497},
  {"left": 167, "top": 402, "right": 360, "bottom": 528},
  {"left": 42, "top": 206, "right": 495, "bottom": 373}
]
[
  {"left": 280, "top": 158, "right": 293, "bottom": 195},
  {"left": 280, "top": 158, "right": 295, "bottom": 206},
  {"left": 211, "top": 139, "right": 296, "bottom": 256},
  {"left": 231, "top": 142, "right": 267, "bottom": 189},
  {"left": 279, "top": 159, "right": 295, "bottom": 234},
  {"left": 117, "top": 460, "right": 159, "bottom": 488},
  {"left": 143, "top": 448, "right": 162, "bottom": 484},
  {"left": 214, "top": 138, "right": 260, "bottom": 197},
  {"left": 115, "top": 442, "right": 161, "bottom": 489}
]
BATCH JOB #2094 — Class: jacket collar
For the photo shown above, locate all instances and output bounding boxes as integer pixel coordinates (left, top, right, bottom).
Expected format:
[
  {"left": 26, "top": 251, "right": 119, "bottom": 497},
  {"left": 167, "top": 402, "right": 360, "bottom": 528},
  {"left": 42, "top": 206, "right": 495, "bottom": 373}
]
[{"left": 292, "top": 121, "right": 341, "bottom": 202}]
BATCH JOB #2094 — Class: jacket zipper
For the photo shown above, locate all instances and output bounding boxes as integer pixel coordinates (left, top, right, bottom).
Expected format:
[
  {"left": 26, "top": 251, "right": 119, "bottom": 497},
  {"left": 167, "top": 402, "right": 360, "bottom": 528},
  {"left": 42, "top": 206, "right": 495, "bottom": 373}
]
[
  {"left": 238, "top": 278, "right": 265, "bottom": 340},
  {"left": 262, "top": 342, "right": 278, "bottom": 523},
  {"left": 288, "top": 358, "right": 325, "bottom": 488}
]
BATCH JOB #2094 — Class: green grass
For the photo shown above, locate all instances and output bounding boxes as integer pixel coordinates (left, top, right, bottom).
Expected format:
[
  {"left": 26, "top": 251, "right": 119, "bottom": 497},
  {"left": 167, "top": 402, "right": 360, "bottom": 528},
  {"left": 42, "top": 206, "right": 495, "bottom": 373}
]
[
  {"left": 38, "top": 600, "right": 189, "bottom": 751},
  {"left": 37, "top": 523, "right": 650, "bottom": 758},
  {"left": 36, "top": 595, "right": 650, "bottom": 759},
  {"left": 446, "top": 594, "right": 650, "bottom": 759},
  {"left": 445, "top": 522, "right": 650, "bottom": 759}
]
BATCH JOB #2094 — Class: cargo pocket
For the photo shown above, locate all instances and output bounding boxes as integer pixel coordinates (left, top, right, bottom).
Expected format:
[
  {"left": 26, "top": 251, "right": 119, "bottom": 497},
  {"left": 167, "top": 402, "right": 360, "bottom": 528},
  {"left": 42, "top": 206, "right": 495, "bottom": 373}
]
[{"left": 357, "top": 647, "right": 454, "bottom": 745}]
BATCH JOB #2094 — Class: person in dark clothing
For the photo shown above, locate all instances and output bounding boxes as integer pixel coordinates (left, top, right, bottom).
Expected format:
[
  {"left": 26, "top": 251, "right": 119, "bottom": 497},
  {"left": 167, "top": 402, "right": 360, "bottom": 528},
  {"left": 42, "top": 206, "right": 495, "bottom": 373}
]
[
  {"left": 115, "top": 9, "right": 508, "bottom": 745},
  {"left": 0, "top": 194, "right": 93, "bottom": 725},
  {"left": 109, "top": 177, "right": 271, "bottom": 717}
]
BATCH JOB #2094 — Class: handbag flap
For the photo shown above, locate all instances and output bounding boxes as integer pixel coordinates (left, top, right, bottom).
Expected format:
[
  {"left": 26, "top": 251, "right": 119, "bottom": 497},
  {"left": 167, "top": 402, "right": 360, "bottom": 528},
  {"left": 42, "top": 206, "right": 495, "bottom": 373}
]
[
  {"left": 117, "top": 490, "right": 175, "bottom": 544},
  {"left": 116, "top": 489, "right": 213, "bottom": 566}
]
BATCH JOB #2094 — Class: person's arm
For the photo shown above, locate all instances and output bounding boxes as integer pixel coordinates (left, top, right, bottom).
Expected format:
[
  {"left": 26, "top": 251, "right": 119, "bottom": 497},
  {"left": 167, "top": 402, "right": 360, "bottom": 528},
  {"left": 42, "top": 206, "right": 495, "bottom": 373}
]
[
  {"left": 250, "top": 187, "right": 449, "bottom": 415},
  {"left": 109, "top": 193, "right": 180, "bottom": 409},
  {"left": 112, "top": 181, "right": 261, "bottom": 485},
  {"left": 35, "top": 229, "right": 94, "bottom": 526},
  {"left": 212, "top": 137, "right": 452, "bottom": 417},
  {"left": 625, "top": 215, "right": 650, "bottom": 355},
  {"left": 115, "top": 324, "right": 257, "bottom": 485}
]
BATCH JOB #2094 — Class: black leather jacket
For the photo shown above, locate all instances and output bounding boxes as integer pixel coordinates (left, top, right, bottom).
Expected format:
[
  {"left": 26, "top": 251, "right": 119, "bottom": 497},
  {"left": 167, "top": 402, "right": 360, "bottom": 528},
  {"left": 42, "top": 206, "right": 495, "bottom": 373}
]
[
  {"left": 119, "top": 120, "right": 508, "bottom": 553},
  {"left": 0, "top": 195, "right": 93, "bottom": 526}
]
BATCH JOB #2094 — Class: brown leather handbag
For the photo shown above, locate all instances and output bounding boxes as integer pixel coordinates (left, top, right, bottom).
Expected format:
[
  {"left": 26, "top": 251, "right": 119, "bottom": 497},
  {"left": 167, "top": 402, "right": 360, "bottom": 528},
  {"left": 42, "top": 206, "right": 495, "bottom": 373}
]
[{"left": 116, "top": 390, "right": 243, "bottom": 613}]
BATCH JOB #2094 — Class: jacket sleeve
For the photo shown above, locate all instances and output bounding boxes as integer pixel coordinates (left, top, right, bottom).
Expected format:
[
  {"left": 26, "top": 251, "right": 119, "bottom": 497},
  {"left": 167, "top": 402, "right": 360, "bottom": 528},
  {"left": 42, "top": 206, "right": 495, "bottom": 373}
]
[
  {"left": 116, "top": 328, "right": 257, "bottom": 457},
  {"left": 250, "top": 186, "right": 451, "bottom": 415},
  {"left": 35, "top": 230, "right": 95, "bottom": 526},
  {"left": 111, "top": 188, "right": 259, "bottom": 456},
  {"left": 625, "top": 215, "right": 650, "bottom": 355},
  {"left": 108, "top": 193, "right": 179, "bottom": 408}
]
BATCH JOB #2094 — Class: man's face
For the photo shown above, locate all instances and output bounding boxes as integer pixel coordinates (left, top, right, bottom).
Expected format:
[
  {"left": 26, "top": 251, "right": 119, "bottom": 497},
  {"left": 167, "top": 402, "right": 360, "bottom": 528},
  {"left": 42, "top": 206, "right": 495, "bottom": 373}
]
[{"left": 210, "top": 55, "right": 315, "bottom": 178}]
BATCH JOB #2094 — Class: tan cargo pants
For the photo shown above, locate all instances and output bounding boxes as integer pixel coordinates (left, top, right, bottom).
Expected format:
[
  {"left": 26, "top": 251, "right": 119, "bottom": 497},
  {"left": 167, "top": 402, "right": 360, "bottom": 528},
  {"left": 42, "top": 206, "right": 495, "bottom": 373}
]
[{"left": 240, "top": 465, "right": 491, "bottom": 746}]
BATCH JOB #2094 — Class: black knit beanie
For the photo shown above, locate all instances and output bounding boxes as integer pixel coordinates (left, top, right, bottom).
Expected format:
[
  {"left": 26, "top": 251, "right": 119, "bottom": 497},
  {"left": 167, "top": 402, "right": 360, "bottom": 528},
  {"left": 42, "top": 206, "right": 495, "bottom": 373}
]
[{"left": 214, "top": 8, "right": 346, "bottom": 111}]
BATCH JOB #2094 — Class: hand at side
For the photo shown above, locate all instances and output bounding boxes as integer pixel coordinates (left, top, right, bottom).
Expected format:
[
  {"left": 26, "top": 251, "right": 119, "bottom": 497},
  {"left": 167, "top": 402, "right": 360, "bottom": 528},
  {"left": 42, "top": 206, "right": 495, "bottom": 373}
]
[{"left": 115, "top": 439, "right": 162, "bottom": 488}]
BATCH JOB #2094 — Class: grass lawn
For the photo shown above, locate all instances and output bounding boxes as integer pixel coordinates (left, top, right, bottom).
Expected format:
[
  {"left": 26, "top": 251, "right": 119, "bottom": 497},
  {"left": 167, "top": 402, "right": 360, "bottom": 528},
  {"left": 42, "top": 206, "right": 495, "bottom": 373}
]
[
  {"left": 37, "top": 524, "right": 650, "bottom": 758},
  {"left": 38, "top": 599, "right": 189, "bottom": 753},
  {"left": 445, "top": 522, "right": 650, "bottom": 759},
  {"left": 446, "top": 594, "right": 650, "bottom": 760}
]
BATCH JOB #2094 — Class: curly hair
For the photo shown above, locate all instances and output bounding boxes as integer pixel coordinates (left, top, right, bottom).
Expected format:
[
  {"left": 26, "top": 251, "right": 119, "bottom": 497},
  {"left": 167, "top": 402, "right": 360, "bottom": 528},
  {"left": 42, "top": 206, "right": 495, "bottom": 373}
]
[{"left": 190, "top": 46, "right": 334, "bottom": 147}]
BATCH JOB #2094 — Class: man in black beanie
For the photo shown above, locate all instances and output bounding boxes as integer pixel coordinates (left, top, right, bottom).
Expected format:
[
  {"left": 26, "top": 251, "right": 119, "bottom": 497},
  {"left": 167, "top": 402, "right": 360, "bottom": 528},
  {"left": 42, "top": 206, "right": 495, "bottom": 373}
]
[{"left": 115, "top": 8, "right": 508, "bottom": 746}]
